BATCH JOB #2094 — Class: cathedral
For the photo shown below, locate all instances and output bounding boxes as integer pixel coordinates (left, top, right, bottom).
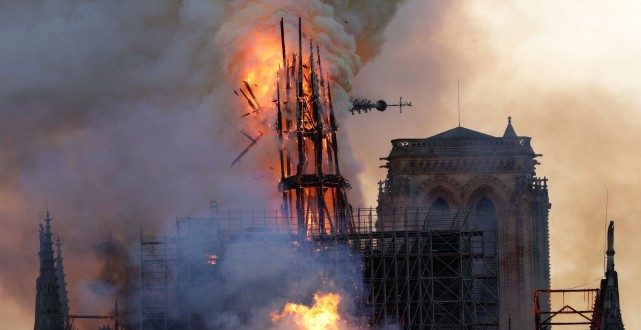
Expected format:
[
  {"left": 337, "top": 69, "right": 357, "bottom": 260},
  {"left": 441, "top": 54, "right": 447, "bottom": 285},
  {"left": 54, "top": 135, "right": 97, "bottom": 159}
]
[
  {"left": 378, "top": 118, "right": 551, "bottom": 328},
  {"left": 40, "top": 117, "right": 626, "bottom": 329}
]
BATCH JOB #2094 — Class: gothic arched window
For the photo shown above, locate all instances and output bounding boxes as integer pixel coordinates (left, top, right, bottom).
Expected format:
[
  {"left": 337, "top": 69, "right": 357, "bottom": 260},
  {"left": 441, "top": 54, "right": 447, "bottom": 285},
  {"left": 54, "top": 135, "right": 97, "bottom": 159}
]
[
  {"left": 474, "top": 197, "right": 498, "bottom": 232},
  {"left": 427, "top": 198, "right": 450, "bottom": 228},
  {"left": 473, "top": 196, "right": 499, "bottom": 310}
]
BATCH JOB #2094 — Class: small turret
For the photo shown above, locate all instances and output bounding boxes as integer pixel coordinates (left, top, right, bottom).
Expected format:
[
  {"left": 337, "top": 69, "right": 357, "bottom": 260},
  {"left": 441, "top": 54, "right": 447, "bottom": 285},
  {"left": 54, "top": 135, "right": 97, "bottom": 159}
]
[{"left": 503, "top": 116, "right": 518, "bottom": 138}]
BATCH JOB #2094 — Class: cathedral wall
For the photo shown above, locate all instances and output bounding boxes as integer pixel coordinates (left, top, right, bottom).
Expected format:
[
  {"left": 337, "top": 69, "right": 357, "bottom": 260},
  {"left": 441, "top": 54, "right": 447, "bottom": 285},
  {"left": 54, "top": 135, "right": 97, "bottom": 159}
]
[{"left": 378, "top": 133, "right": 550, "bottom": 329}]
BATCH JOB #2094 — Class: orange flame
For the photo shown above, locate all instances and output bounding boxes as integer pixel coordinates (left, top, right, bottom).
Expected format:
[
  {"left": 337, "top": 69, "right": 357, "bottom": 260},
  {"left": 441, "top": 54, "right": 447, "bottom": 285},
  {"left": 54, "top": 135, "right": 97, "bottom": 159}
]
[
  {"left": 271, "top": 292, "right": 347, "bottom": 330},
  {"left": 238, "top": 31, "right": 282, "bottom": 121}
]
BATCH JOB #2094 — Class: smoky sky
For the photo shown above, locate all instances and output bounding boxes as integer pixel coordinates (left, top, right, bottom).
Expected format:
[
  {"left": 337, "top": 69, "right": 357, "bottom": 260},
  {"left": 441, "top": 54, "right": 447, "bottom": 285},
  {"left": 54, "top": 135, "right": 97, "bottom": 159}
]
[
  {"left": 349, "top": 1, "right": 641, "bottom": 328},
  {"left": 0, "top": 0, "right": 410, "bottom": 328},
  {"left": 2, "top": 0, "right": 640, "bottom": 329}
]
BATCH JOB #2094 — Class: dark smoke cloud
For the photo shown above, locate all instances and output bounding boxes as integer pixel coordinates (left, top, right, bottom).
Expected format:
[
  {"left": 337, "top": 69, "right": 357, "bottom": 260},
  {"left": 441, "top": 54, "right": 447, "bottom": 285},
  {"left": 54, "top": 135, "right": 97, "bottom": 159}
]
[{"left": 0, "top": 0, "right": 410, "bottom": 328}]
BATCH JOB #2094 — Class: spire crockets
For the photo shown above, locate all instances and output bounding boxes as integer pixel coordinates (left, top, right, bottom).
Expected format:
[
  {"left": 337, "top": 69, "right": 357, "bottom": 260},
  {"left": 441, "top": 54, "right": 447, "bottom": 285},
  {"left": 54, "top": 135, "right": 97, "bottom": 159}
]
[
  {"left": 55, "top": 236, "right": 70, "bottom": 318},
  {"left": 503, "top": 116, "right": 518, "bottom": 138},
  {"left": 34, "top": 211, "right": 65, "bottom": 330}
]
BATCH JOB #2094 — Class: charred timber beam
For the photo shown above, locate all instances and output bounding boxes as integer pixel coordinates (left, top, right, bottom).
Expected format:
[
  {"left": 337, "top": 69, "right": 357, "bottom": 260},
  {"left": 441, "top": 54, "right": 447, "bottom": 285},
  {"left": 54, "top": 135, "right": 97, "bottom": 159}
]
[
  {"left": 295, "top": 17, "right": 305, "bottom": 236},
  {"left": 327, "top": 84, "right": 340, "bottom": 174},
  {"left": 68, "top": 315, "right": 115, "bottom": 319},
  {"left": 279, "top": 175, "right": 350, "bottom": 190}
]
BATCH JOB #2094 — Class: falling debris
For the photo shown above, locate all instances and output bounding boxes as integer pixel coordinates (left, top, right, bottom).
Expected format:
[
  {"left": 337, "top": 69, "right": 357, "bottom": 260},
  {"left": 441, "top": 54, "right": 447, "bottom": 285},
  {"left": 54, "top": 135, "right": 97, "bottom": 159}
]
[
  {"left": 230, "top": 130, "right": 263, "bottom": 167},
  {"left": 243, "top": 81, "right": 259, "bottom": 103},
  {"left": 237, "top": 80, "right": 264, "bottom": 117}
]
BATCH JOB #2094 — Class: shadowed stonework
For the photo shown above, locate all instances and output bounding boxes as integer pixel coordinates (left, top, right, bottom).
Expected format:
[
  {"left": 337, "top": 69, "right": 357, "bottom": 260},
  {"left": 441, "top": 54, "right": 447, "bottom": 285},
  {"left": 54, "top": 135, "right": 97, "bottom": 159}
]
[{"left": 378, "top": 118, "right": 551, "bottom": 328}]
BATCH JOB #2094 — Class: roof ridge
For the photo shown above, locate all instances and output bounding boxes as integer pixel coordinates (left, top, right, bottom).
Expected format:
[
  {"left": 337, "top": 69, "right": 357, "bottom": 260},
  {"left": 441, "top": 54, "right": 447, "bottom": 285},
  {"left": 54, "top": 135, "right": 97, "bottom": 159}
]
[{"left": 427, "top": 126, "right": 496, "bottom": 140}]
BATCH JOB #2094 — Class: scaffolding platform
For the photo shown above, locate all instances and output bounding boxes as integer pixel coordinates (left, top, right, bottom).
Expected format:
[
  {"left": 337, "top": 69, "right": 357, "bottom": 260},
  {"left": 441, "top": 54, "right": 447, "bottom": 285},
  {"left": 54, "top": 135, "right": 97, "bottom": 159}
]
[{"left": 140, "top": 207, "right": 499, "bottom": 329}]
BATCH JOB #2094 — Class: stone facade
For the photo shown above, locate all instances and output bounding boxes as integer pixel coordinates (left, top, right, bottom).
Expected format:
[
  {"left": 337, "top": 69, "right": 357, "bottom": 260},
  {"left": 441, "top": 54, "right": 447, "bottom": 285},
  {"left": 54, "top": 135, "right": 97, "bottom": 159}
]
[{"left": 378, "top": 120, "right": 551, "bottom": 328}]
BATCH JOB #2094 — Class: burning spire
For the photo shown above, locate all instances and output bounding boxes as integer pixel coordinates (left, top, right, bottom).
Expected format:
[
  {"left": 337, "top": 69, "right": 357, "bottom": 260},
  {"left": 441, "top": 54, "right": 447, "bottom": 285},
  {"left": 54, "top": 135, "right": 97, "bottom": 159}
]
[{"left": 275, "top": 18, "right": 353, "bottom": 236}]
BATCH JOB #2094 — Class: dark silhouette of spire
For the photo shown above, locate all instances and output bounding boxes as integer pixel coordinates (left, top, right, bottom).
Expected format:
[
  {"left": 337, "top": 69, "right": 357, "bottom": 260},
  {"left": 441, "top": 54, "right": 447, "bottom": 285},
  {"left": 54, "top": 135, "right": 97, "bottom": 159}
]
[
  {"left": 503, "top": 116, "right": 518, "bottom": 138},
  {"left": 34, "top": 211, "right": 65, "bottom": 330},
  {"left": 591, "top": 221, "right": 625, "bottom": 329}
]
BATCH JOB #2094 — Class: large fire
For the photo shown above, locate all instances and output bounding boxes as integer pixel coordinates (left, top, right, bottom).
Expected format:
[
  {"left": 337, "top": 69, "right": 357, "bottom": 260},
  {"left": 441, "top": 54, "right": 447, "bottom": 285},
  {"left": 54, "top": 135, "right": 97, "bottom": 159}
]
[
  {"left": 230, "top": 17, "right": 352, "bottom": 235},
  {"left": 241, "top": 31, "right": 281, "bottom": 102},
  {"left": 271, "top": 292, "right": 352, "bottom": 330}
]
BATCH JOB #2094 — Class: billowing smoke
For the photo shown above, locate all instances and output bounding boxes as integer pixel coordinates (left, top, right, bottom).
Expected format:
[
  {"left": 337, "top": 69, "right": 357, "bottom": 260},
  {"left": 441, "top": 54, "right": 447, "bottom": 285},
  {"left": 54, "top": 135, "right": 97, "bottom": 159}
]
[
  {"left": 182, "top": 233, "right": 364, "bottom": 329},
  {"left": 0, "top": 0, "right": 407, "bottom": 328}
]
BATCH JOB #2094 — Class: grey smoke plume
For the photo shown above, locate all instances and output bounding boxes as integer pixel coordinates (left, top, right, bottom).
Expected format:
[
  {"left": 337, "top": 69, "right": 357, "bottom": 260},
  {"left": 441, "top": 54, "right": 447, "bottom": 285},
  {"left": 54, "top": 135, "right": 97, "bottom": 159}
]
[
  {"left": 183, "top": 233, "right": 364, "bottom": 329},
  {"left": 0, "top": 0, "right": 407, "bottom": 328}
]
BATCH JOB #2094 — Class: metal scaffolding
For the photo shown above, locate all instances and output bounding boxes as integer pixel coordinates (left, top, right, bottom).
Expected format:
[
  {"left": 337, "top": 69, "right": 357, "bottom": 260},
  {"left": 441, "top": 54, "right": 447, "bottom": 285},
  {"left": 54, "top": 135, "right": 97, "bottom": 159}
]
[
  {"left": 534, "top": 289, "right": 599, "bottom": 329},
  {"left": 140, "top": 207, "right": 499, "bottom": 329}
]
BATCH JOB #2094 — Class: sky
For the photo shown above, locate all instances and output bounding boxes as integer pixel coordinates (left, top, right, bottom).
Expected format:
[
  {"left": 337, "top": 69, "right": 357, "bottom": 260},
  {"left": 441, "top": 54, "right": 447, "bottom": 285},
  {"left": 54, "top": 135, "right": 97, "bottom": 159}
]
[
  {"left": 348, "top": 0, "right": 641, "bottom": 327},
  {"left": 1, "top": 0, "right": 640, "bottom": 328}
]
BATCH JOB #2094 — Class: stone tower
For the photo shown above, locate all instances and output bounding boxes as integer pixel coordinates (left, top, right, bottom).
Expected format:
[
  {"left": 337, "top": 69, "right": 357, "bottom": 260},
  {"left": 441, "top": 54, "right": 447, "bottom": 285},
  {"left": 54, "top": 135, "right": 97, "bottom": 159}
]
[
  {"left": 378, "top": 118, "right": 551, "bottom": 328},
  {"left": 34, "top": 211, "right": 65, "bottom": 330}
]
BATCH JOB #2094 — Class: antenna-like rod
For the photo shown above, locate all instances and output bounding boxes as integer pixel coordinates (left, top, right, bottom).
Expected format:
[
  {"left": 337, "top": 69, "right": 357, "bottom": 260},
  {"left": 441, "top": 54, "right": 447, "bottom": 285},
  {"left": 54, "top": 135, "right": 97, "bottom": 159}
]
[
  {"left": 603, "top": 188, "right": 609, "bottom": 273},
  {"left": 457, "top": 79, "right": 461, "bottom": 127}
]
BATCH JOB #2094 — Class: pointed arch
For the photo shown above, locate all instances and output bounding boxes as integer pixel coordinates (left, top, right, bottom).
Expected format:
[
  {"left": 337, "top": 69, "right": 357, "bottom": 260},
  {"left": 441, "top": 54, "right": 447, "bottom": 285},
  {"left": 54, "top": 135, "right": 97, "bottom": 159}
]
[
  {"left": 463, "top": 175, "right": 510, "bottom": 217},
  {"left": 414, "top": 174, "right": 463, "bottom": 209},
  {"left": 429, "top": 197, "right": 451, "bottom": 216}
]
